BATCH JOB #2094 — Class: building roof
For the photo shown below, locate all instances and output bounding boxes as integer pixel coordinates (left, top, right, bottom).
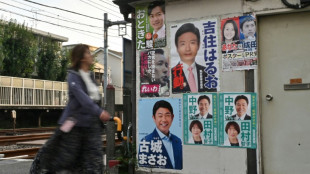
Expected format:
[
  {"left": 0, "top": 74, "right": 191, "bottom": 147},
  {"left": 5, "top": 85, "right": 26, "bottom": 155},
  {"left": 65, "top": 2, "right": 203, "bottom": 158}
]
[{"left": 31, "top": 28, "right": 68, "bottom": 42}]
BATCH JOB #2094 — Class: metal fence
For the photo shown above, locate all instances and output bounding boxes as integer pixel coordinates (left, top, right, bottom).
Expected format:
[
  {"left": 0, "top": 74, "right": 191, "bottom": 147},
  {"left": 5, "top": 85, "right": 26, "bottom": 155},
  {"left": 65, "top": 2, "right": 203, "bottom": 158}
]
[{"left": 0, "top": 76, "right": 68, "bottom": 107}]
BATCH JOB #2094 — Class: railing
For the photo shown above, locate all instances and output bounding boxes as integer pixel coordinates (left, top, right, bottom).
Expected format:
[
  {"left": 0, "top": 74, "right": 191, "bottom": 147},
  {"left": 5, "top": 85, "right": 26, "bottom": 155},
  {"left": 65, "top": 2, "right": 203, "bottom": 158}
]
[{"left": 0, "top": 76, "right": 68, "bottom": 107}]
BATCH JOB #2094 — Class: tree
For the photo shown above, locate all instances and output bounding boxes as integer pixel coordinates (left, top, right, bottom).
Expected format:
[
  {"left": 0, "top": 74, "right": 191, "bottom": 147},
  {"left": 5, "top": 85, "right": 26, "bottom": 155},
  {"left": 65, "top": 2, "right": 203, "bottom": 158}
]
[
  {"left": 36, "top": 37, "right": 61, "bottom": 81},
  {"left": 0, "top": 20, "right": 37, "bottom": 77}
]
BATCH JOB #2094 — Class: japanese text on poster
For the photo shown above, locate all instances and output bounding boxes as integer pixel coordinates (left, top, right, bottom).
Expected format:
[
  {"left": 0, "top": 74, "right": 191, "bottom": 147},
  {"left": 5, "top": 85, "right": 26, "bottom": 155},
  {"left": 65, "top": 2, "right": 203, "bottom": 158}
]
[
  {"left": 170, "top": 19, "right": 220, "bottom": 93},
  {"left": 221, "top": 14, "right": 258, "bottom": 71},
  {"left": 218, "top": 93, "right": 257, "bottom": 148},
  {"left": 140, "top": 49, "right": 169, "bottom": 97},
  {"left": 138, "top": 98, "right": 183, "bottom": 170},
  {"left": 183, "top": 93, "right": 218, "bottom": 146},
  {"left": 135, "top": 1, "right": 166, "bottom": 50}
]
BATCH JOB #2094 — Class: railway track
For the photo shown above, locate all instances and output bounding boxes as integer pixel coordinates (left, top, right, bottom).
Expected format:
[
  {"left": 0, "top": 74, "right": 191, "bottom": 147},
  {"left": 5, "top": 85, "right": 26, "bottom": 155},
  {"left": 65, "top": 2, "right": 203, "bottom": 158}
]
[
  {"left": 0, "top": 133, "right": 123, "bottom": 160},
  {"left": 0, "top": 127, "right": 56, "bottom": 136},
  {"left": 0, "top": 133, "right": 52, "bottom": 146},
  {"left": 0, "top": 147, "right": 39, "bottom": 159}
]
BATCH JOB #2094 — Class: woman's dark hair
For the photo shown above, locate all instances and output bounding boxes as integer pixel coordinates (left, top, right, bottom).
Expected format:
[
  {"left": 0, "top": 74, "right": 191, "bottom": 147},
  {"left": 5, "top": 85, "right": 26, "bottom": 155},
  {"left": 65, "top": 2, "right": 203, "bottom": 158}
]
[
  {"left": 175, "top": 23, "right": 200, "bottom": 48},
  {"left": 234, "top": 95, "right": 249, "bottom": 105},
  {"left": 225, "top": 121, "right": 240, "bottom": 134},
  {"left": 222, "top": 19, "right": 239, "bottom": 42},
  {"left": 189, "top": 120, "right": 203, "bottom": 132},
  {"left": 153, "top": 100, "right": 173, "bottom": 116},
  {"left": 70, "top": 44, "right": 90, "bottom": 71}
]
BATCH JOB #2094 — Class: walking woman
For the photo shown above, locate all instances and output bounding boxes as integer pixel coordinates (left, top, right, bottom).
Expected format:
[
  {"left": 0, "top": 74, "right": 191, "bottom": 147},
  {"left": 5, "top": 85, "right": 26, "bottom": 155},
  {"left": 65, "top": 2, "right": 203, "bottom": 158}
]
[{"left": 30, "top": 44, "right": 111, "bottom": 174}]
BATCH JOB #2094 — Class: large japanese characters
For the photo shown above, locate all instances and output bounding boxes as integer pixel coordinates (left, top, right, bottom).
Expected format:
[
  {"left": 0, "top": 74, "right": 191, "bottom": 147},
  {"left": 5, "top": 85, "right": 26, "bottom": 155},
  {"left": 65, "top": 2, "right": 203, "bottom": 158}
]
[
  {"left": 218, "top": 93, "right": 257, "bottom": 148},
  {"left": 170, "top": 19, "right": 220, "bottom": 94},
  {"left": 221, "top": 14, "right": 258, "bottom": 71},
  {"left": 140, "top": 49, "right": 170, "bottom": 97},
  {"left": 136, "top": 1, "right": 166, "bottom": 50},
  {"left": 183, "top": 93, "right": 218, "bottom": 146},
  {"left": 138, "top": 98, "right": 183, "bottom": 170}
]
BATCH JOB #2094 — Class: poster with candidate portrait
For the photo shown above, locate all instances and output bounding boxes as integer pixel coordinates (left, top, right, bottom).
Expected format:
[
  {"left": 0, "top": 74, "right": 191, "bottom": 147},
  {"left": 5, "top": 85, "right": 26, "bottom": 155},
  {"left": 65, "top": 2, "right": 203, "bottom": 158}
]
[
  {"left": 140, "top": 49, "right": 170, "bottom": 97},
  {"left": 218, "top": 93, "right": 257, "bottom": 149},
  {"left": 135, "top": 1, "right": 166, "bottom": 50},
  {"left": 183, "top": 93, "right": 218, "bottom": 146},
  {"left": 221, "top": 14, "right": 258, "bottom": 71},
  {"left": 138, "top": 98, "right": 183, "bottom": 170},
  {"left": 170, "top": 19, "right": 220, "bottom": 94}
]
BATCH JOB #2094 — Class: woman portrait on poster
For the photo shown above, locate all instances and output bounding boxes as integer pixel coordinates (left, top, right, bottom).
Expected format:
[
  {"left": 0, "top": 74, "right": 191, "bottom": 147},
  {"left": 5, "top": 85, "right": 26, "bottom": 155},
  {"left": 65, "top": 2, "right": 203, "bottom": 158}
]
[
  {"left": 224, "top": 121, "right": 241, "bottom": 147},
  {"left": 222, "top": 19, "right": 240, "bottom": 53},
  {"left": 189, "top": 120, "right": 204, "bottom": 144}
]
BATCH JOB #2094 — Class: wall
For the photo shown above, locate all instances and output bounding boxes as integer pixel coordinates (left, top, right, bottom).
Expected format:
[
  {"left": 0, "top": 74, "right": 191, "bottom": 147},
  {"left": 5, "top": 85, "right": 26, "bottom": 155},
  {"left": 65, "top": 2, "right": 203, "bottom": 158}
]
[
  {"left": 95, "top": 50, "right": 123, "bottom": 104},
  {"left": 135, "top": 0, "right": 310, "bottom": 173}
]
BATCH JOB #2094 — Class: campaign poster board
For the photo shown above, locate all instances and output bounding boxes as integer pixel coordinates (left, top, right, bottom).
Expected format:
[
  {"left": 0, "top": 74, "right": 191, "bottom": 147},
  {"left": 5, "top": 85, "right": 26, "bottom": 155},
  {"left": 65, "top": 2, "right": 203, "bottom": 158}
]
[
  {"left": 183, "top": 93, "right": 218, "bottom": 146},
  {"left": 135, "top": 1, "right": 166, "bottom": 50},
  {"left": 170, "top": 19, "right": 220, "bottom": 93},
  {"left": 221, "top": 14, "right": 258, "bottom": 71},
  {"left": 140, "top": 49, "right": 170, "bottom": 97},
  {"left": 138, "top": 98, "right": 183, "bottom": 170},
  {"left": 218, "top": 93, "right": 257, "bottom": 149}
]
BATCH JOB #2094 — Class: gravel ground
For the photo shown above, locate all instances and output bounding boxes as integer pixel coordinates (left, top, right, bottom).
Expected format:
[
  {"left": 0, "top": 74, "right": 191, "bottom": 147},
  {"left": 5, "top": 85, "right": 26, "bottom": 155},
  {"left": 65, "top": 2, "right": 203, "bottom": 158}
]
[{"left": 0, "top": 144, "right": 41, "bottom": 152}]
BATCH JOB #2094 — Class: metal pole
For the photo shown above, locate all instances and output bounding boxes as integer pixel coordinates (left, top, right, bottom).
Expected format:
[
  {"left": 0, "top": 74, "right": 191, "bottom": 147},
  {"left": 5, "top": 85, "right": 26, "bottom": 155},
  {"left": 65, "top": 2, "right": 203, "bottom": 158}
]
[{"left": 103, "top": 13, "right": 108, "bottom": 106}]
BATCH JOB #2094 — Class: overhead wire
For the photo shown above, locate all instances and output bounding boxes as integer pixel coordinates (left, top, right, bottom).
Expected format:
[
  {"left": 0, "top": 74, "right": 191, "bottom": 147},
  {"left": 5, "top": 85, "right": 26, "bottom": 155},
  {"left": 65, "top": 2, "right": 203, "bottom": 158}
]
[
  {"left": 0, "top": 8, "right": 103, "bottom": 35},
  {"left": 97, "top": 0, "right": 118, "bottom": 8},
  {"left": 12, "top": 0, "right": 95, "bottom": 26},
  {"left": 87, "top": 0, "right": 122, "bottom": 16},
  {"left": 23, "top": 0, "right": 103, "bottom": 21},
  {"left": 0, "top": 1, "right": 103, "bottom": 29},
  {"left": 79, "top": 0, "right": 122, "bottom": 20}
]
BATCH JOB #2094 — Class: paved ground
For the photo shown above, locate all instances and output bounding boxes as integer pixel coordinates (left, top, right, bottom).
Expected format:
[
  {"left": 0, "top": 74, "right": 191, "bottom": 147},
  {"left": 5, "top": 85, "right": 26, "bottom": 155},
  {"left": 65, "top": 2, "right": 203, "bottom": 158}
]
[{"left": 0, "top": 159, "right": 33, "bottom": 174}]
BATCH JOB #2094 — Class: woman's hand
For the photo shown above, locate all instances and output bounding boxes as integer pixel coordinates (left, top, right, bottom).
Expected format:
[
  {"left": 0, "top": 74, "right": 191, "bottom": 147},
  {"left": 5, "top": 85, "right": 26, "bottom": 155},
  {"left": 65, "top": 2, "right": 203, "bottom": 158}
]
[{"left": 100, "top": 110, "right": 111, "bottom": 122}]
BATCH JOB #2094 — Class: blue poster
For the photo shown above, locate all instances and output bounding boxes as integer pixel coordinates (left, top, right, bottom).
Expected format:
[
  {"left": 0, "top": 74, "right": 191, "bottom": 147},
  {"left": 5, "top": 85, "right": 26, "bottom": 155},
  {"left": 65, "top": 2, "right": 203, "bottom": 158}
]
[{"left": 138, "top": 98, "right": 182, "bottom": 170}]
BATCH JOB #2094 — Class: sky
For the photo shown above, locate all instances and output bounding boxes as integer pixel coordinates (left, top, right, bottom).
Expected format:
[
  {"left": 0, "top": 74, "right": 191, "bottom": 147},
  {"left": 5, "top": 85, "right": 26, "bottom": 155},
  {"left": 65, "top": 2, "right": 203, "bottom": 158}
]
[{"left": 0, "top": 0, "right": 132, "bottom": 52}]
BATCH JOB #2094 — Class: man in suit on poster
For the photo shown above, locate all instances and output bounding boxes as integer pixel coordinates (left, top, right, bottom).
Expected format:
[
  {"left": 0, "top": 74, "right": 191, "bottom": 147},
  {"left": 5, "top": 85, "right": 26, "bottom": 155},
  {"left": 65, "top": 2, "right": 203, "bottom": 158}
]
[
  {"left": 138, "top": 100, "right": 182, "bottom": 170},
  {"left": 194, "top": 95, "right": 213, "bottom": 119},
  {"left": 171, "top": 23, "right": 217, "bottom": 93},
  {"left": 228, "top": 95, "right": 251, "bottom": 120}
]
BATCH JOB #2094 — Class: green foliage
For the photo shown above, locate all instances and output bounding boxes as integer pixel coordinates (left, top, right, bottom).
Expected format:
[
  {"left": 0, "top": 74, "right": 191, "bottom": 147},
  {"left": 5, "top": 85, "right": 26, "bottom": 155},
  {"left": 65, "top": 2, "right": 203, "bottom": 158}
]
[
  {"left": 57, "top": 48, "right": 71, "bottom": 81},
  {"left": 116, "top": 142, "right": 137, "bottom": 173},
  {"left": 0, "top": 19, "right": 70, "bottom": 81},
  {"left": 0, "top": 20, "right": 37, "bottom": 77}
]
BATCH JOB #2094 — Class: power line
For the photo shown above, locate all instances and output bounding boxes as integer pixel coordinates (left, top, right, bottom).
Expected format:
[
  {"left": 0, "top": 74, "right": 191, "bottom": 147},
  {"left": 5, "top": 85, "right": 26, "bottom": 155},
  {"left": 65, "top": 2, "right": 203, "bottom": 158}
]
[
  {"left": 0, "top": 1, "right": 103, "bottom": 29},
  {"left": 79, "top": 0, "right": 122, "bottom": 19},
  {"left": 12, "top": 0, "right": 97, "bottom": 27},
  {"left": 97, "top": 0, "right": 118, "bottom": 8},
  {"left": 88, "top": 0, "right": 122, "bottom": 17},
  {"left": 0, "top": 8, "right": 103, "bottom": 35},
  {"left": 23, "top": 0, "right": 102, "bottom": 21}
]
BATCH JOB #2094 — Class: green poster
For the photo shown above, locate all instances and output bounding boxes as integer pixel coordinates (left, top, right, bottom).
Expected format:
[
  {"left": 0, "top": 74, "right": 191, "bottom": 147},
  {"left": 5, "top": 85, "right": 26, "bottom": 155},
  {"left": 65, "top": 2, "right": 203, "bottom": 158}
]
[
  {"left": 183, "top": 93, "right": 218, "bottom": 146},
  {"left": 219, "top": 93, "right": 257, "bottom": 148},
  {"left": 135, "top": 1, "right": 166, "bottom": 50}
]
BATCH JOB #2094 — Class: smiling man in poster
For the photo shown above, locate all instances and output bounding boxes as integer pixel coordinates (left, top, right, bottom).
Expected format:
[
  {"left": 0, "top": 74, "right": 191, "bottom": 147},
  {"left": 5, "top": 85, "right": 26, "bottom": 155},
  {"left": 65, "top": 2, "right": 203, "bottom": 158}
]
[{"left": 138, "top": 100, "right": 183, "bottom": 170}]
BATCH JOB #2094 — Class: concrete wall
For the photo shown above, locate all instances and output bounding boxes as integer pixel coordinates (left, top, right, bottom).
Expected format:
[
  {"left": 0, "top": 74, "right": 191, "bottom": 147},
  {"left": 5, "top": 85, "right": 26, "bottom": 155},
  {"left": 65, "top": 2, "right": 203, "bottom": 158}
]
[{"left": 135, "top": 0, "right": 310, "bottom": 173}]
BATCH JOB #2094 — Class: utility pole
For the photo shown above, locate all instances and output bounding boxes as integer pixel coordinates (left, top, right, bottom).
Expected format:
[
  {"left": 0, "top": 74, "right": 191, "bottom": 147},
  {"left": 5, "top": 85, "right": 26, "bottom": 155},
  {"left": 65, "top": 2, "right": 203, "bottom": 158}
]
[
  {"left": 103, "top": 13, "right": 128, "bottom": 106},
  {"left": 103, "top": 13, "right": 108, "bottom": 106}
]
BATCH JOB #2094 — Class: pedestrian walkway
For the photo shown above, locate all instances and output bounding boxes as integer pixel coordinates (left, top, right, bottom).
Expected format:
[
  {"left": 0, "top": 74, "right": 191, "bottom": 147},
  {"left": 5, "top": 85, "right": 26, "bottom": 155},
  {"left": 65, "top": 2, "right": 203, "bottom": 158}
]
[{"left": 0, "top": 159, "right": 32, "bottom": 174}]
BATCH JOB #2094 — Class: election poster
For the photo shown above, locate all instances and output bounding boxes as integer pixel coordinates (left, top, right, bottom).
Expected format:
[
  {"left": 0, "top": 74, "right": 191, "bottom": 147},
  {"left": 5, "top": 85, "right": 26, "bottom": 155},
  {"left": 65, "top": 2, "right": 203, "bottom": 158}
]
[
  {"left": 221, "top": 14, "right": 258, "bottom": 71},
  {"left": 170, "top": 19, "right": 220, "bottom": 94},
  {"left": 140, "top": 49, "right": 169, "bottom": 97},
  {"left": 183, "top": 93, "right": 218, "bottom": 146},
  {"left": 218, "top": 93, "right": 257, "bottom": 149},
  {"left": 135, "top": 1, "right": 166, "bottom": 50},
  {"left": 138, "top": 98, "right": 183, "bottom": 170}
]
